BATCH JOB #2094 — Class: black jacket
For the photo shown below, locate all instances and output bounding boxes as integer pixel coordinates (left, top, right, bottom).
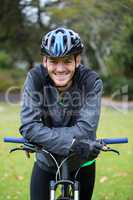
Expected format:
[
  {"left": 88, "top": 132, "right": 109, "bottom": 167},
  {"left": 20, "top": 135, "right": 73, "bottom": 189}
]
[{"left": 19, "top": 64, "right": 103, "bottom": 172}]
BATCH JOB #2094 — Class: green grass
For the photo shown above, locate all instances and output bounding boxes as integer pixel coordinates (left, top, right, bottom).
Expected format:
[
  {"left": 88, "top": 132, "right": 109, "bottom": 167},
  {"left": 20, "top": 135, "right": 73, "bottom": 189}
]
[
  {"left": 0, "top": 103, "right": 133, "bottom": 200},
  {"left": 93, "top": 108, "right": 133, "bottom": 200},
  {"left": 0, "top": 103, "right": 33, "bottom": 200}
]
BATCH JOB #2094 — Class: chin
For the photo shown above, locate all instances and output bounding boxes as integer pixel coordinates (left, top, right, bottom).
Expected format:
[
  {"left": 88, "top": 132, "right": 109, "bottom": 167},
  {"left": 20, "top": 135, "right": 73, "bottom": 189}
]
[
  {"left": 54, "top": 81, "right": 68, "bottom": 87},
  {"left": 52, "top": 77, "right": 69, "bottom": 86}
]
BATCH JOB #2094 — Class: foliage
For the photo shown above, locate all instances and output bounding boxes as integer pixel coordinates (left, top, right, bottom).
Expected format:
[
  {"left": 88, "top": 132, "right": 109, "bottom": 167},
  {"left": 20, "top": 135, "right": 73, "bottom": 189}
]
[
  {"left": 0, "top": 0, "right": 48, "bottom": 69},
  {"left": 102, "top": 76, "right": 133, "bottom": 101},
  {"left": 0, "top": 51, "right": 12, "bottom": 68},
  {"left": 0, "top": 68, "right": 26, "bottom": 92},
  {"left": 105, "top": 14, "right": 133, "bottom": 78}
]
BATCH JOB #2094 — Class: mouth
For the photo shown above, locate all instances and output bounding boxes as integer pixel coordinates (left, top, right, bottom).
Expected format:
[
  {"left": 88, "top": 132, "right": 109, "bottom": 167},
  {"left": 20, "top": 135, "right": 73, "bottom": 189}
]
[
  {"left": 53, "top": 73, "right": 70, "bottom": 79},
  {"left": 54, "top": 72, "right": 69, "bottom": 75},
  {"left": 51, "top": 72, "right": 73, "bottom": 89}
]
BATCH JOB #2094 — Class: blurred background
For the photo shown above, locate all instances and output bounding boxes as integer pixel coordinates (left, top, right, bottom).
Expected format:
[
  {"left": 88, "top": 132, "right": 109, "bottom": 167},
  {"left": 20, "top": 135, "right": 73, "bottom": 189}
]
[{"left": 0, "top": 0, "right": 133, "bottom": 200}]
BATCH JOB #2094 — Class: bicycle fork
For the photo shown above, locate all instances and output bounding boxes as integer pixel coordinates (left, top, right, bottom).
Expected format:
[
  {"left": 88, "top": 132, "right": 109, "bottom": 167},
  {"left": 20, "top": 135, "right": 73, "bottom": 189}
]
[{"left": 50, "top": 180, "right": 80, "bottom": 200}]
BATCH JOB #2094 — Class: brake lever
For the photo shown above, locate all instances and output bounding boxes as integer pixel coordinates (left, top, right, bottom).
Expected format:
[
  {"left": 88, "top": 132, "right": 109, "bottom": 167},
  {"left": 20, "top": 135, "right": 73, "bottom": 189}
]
[
  {"left": 101, "top": 145, "right": 120, "bottom": 155},
  {"left": 10, "top": 146, "right": 24, "bottom": 153},
  {"left": 9, "top": 144, "right": 39, "bottom": 159},
  {"left": 9, "top": 146, "right": 33, "bottom": 159}
]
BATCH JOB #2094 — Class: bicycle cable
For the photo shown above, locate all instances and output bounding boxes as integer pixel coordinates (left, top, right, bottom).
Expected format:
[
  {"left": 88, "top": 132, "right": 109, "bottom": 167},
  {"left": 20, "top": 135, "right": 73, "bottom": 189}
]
[
  {"left": 41, "top": 149, "right": 61, "bottom": 180},
  {"left": 55, "top": 153, "right": 75, "bottom": 182}
]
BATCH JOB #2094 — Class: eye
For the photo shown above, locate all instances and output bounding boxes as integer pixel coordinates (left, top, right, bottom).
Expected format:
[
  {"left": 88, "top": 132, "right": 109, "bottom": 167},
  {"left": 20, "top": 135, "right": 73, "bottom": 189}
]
[{"left": 64, "top": 58, "right": 73, "bottom": 64}]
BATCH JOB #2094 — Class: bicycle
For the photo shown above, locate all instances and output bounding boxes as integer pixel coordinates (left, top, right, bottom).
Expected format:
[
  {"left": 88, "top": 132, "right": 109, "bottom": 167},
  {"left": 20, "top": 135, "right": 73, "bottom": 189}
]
[{"left": 4, "top": 137, "right": 128, "bottom": 200}]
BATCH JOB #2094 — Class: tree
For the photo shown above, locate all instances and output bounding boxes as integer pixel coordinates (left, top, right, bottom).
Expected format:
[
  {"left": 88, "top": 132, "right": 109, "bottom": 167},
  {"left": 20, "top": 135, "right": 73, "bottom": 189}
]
[
  {"left": 0, "top": 0, "right": 49, "bottom": 69},
  {"left": 105, "top": 14, "right": 133, "bottom": 78}
]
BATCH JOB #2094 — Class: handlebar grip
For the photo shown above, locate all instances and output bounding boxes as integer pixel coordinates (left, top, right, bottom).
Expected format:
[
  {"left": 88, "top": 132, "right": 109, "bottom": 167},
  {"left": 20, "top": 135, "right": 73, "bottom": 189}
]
[
  {"left": 101, "top": 137, "right": 128, "bottom": 144},
  {"left": 4, "top": 137, "right": 26, "bottom": 144}
]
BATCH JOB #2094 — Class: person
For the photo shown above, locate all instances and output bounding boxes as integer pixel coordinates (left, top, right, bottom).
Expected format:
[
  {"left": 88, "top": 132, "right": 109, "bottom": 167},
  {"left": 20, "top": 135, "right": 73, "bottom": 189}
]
[{"left": 19, "top": 27, "right": 103, "bottom": 200}]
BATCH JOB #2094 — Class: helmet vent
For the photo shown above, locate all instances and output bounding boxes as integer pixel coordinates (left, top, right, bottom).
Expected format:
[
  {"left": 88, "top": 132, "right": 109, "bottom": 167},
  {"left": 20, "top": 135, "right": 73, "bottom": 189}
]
[
  {"left": 71, "top": 37, "right": 75, "bottom": 44},
  {"left": 69, "top": 31, "right": 73, "bottom": 35},
  {"left": 51, "top": 36, "right": 55, "bottom": 45},
  {"left": 45, "top": 39, "right": 48, "bottom": 46},
  {"left": 63, "top": 36, "right": 67, "bottom": 44}
]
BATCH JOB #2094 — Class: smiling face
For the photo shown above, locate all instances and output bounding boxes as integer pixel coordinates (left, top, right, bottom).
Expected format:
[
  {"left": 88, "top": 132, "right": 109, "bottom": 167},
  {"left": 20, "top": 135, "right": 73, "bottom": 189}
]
[{"left": 43, "top": 55, "right": 80, "bottom": 91}]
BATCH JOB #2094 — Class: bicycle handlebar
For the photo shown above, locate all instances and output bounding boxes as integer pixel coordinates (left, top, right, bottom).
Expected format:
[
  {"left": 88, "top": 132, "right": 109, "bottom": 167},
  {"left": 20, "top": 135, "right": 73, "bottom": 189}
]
[{"left": 3, "top": 136, "right": 128, "bottom": 144}]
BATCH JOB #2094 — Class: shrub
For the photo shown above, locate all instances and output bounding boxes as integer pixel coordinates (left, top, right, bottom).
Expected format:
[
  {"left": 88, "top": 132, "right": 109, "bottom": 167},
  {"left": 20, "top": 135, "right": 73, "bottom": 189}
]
[
  {"left": 102, "top": 76, "right": 133, "bottom": 101},
  {"left": 0, "top": 51, "right": 12, "bottom": 69},
  {"left": 0, "top": 68, "right": 26, "bottom": 92}
]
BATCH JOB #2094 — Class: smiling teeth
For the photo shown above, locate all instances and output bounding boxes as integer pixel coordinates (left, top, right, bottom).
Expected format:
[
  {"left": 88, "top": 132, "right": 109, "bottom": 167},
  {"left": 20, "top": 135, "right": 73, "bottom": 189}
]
[{"left": 55, "top": 74, "right": 67, "bottom": 75}]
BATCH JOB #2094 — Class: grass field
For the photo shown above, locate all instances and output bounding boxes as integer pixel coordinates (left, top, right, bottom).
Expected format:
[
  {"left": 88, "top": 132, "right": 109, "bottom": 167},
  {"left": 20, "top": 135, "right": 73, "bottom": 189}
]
[{"left": 0, "top": 103, "right": 133, "bottom": 200}]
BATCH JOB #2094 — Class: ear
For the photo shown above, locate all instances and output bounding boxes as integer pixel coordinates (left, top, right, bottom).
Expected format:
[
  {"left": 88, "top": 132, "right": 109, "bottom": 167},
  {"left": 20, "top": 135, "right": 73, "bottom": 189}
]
[
  {"left": 42, "top": 56, "right": 47, "bottom": 67},
  {"left": 75, "top": 55, "right": 81, "bottom": 68}
]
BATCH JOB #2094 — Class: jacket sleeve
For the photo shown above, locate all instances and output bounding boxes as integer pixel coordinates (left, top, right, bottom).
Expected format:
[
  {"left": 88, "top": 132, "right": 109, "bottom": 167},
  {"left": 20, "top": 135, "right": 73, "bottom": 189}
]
[{"left": 19, "top": 72, "right": 103, "bottom": 156}]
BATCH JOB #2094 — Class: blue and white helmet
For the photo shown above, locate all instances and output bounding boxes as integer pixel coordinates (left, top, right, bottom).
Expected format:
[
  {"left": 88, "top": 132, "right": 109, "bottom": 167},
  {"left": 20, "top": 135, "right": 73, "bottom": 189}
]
[{"left": 41, "top": 27, "right": 84, "bottom": 57}]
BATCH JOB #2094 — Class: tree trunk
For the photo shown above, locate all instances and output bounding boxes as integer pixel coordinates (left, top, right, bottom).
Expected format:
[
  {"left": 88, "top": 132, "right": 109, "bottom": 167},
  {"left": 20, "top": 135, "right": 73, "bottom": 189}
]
[{"left": 89, "top": 40, "right": 108, "bottom": 76}]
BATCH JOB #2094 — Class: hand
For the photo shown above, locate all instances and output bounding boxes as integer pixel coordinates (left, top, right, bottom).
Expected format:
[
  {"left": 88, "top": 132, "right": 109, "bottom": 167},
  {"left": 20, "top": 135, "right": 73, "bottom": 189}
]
[{"left": 70, "top": 139, "right": 103, "bottom": 160}]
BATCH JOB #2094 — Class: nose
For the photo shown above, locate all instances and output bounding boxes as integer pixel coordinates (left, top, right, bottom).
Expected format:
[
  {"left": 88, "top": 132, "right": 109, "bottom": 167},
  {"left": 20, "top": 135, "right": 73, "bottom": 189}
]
[{"left": 56, "top": 62, "right": 65, "bottom": 72}]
